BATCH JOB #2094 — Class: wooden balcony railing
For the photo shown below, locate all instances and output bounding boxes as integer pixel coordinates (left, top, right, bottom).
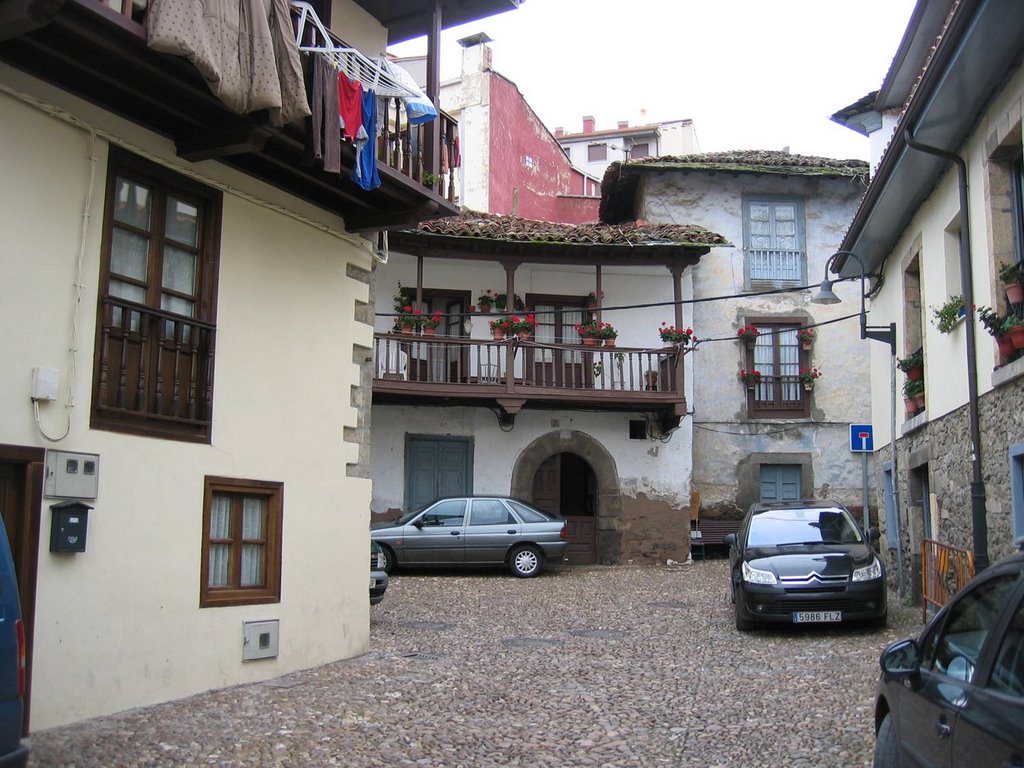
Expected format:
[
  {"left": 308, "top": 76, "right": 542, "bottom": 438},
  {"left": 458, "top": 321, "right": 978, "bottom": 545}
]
[
  {"left": 747, "top": 249, "right": 804, "bottom": 282},
  {"left": 372, "top": 333, "right": 685, "bottom": 408},
  {"left": 94, "top": 298, "right": 215, "bottom": 439}
]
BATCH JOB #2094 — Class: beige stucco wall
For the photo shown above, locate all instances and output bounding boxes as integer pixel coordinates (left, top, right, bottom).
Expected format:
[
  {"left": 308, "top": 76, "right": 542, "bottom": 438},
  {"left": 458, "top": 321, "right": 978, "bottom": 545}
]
[{"left": 0, "top": 66, "right": 374, "bottom": 729}]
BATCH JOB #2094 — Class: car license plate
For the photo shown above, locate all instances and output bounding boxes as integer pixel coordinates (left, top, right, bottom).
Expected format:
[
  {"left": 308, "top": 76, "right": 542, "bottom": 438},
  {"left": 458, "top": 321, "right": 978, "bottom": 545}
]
[{"left": 792, "top": 610, "right": 842, "bottom": 623}]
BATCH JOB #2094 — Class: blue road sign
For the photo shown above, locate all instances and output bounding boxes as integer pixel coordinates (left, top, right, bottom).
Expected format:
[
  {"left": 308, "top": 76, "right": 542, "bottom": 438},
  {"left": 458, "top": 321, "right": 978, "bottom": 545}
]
[{"left": 850, "top": 423, "right": 874, "bottom": 453}]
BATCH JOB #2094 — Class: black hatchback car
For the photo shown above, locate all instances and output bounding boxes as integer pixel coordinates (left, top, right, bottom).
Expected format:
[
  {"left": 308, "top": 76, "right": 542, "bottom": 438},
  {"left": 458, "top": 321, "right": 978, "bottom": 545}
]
[
  {"left": 724, "top": 500, "right": 887, "bottom": 631},
  {"left": 872, "top": 541, "right": 1024, "bottom": 768}
]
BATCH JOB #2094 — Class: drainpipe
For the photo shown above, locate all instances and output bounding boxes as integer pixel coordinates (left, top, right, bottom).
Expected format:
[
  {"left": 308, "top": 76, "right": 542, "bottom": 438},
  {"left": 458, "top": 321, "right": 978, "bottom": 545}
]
[{"left": 903, "top": 128, "right": 989, "bottom": 571}]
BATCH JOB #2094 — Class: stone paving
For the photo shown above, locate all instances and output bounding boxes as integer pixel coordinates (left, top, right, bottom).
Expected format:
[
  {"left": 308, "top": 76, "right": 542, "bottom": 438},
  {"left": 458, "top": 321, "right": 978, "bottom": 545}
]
[{"left": 29, "top": 560, "right": 921, "bottom": 767}]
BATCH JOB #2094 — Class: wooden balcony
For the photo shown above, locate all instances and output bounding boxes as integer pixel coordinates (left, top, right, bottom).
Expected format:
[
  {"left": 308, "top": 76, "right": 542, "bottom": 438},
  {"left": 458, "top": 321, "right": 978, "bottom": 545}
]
[
  {"left": 0, "top": 0, "right": 460, "bottom": 231},
  {"left": 372, "top": 333, "right": 688, "bottom": 429}
]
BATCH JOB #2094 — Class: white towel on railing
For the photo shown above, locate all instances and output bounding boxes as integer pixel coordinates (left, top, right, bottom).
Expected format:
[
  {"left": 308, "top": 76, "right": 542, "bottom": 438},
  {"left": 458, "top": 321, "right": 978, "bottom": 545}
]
[{"left": 378, "top": 59, "right": 437, "bottom": 125}]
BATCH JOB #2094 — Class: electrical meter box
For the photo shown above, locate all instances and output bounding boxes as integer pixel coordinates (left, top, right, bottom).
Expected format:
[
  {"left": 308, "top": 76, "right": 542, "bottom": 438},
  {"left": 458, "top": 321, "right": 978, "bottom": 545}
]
[
  {"left": 44, "top": 451, "right": 99, "bottom": 499},
  {"left": 50, "top": 500, "right": 91, "bottom": 553}
]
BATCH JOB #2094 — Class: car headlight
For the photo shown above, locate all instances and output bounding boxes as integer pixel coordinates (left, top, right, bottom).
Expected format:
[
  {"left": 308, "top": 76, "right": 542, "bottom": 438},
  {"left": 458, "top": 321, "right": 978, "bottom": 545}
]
[
  {"left": 852, "top": 557, "right": 883, "bottom": 582},
  {"left": 742, "top": 560, "right": 778, "bottom": 585}
]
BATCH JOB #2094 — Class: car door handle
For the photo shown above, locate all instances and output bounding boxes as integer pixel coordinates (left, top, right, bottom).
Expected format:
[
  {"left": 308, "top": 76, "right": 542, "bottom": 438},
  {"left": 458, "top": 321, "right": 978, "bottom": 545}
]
[
  {"left": 450, "top": 531, "right": 460, "bottom": 536},
  {"left": 934, "top": 719, "right": 951, "bottom": 739},
  {"left": 507, "top": 529, "right": 516, "bottom": 534}
]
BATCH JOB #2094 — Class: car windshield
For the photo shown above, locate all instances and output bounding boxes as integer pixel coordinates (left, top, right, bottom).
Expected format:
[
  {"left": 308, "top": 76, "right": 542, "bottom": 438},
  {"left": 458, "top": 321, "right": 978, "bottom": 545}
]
[{"left": 747, "top": 508, "right": 862, "bottom": 548}]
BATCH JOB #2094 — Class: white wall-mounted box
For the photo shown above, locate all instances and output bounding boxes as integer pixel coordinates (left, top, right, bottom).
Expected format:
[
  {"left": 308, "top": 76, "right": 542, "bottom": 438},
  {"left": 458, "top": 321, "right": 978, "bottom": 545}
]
[
  {"left": 44, "top": 451, "right": 100, "bottom": 499},
  {"left": 242, "top": 620, "right": 279, "bottom": 661}
]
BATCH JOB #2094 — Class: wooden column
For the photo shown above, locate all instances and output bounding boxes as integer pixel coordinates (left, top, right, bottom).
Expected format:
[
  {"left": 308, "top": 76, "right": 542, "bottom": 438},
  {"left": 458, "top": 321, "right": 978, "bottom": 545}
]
[{"left": 423, "top": 0, "right": 441, "bottom": 184}]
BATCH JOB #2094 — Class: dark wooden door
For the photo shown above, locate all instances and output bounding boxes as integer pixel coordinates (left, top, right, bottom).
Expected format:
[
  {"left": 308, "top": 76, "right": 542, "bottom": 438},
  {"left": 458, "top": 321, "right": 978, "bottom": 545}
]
[{"left": 532, "top": 453, "right": 596, "bottom": 564}]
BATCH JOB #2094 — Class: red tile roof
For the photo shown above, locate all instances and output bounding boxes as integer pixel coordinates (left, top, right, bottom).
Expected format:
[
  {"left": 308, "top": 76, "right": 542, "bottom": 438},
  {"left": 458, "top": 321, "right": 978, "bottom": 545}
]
[{"left": 622, "top": 150, "right": 869, "bottom": 178}]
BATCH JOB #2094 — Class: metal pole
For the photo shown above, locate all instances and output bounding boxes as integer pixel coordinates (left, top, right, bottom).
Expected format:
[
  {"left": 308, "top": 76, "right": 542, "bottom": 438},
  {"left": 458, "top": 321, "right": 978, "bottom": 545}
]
[
  {"left": 889, "top": 337, "right": 905, "bottom": 598},
  {"left": 862, "top": 452, "right": 870, "bottom": 533}
]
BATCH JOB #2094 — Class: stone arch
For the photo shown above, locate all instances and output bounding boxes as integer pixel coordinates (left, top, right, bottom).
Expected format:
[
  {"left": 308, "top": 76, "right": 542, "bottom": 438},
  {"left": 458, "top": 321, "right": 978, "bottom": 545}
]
[{"left": 510, "top": 430, "right": 623, "bottom": 564}]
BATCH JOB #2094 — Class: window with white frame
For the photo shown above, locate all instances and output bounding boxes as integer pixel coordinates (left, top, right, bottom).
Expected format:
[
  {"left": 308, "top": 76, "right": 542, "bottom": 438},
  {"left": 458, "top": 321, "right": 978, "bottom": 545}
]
[{"left": 744, "top": 198, "right": 805, "bottom": 285}]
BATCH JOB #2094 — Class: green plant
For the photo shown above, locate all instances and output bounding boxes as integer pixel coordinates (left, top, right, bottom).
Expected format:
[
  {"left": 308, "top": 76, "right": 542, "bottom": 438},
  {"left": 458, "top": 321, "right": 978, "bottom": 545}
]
[
  {"left": 422, "top": 171, "right": 442, "bottom": 186},
  {"left": 797, "top": 328, "right": 815, "bottom": 344},
  {"left": 511, "top": 314, "right": 536, "bottom": 334},
  {"left": 896, "top": 350, "right": 923, "bottom": 372},
  {"left": 799, "top": 367, "right": 822, "bottom": 383},
  {"left": 397, "top": 305, "right": 424, "bottom": 329},
  {"left": 393, "top": 282, "right": 413, "bottom": 311},
  {"left": 739, "top": 368, "right": 762, "bottom": 385},
  {"left": 477, "top": 289, "right": 496, "bottom": 306},
  {"left": 999, "top": 261, "right": 1024, "bottom": 284},
  {"left": 489, "top": 316, "right": 515, "bottom": 335},
  {"left": 978, "top": 306, "right": 1007, "bottom": 337},
  {"left": 598, "top": 322, "right": 618, "bottom": 339},
  {"left": 422, "top": 311, "right": 442, "bottom": 330},
  {"left": 659, "top": 322, "right": 695, "bottom": 344},
  {"left": 576, "top": 319, "right": 601, "bottom": 338},
  {"left": 931, "top": 294, "right": 967, "bottom": 333},
  {"left": 494, "top": 292, "right": 525, "bottom": 311},
  {"left": 902, "top": 378, "right": 924, "bottom": 399}
]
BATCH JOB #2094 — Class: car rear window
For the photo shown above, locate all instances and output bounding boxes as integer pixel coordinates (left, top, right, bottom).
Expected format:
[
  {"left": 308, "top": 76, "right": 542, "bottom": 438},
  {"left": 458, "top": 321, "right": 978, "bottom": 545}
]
[
  {"left": 508, "top": 500, "right": 552, "bottom": 523},
  {"left": 747, "top": 508, "right": 862, "bottom": 547}
]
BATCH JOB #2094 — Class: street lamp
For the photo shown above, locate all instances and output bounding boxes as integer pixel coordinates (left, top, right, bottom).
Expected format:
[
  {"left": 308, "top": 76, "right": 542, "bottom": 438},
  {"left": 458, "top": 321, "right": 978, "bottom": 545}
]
[
  {"left": 811, "top": 250, "right": 896, "bottom": 353},
  {"left": 811, "top": 251, "right": 903, "bottom": 595}
]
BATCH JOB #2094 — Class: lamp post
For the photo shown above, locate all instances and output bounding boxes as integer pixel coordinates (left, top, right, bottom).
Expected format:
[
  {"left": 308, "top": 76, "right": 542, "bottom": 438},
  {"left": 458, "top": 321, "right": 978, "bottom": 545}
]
[{"left": 811, "top": 251, "right": 904, "bottom": 597}]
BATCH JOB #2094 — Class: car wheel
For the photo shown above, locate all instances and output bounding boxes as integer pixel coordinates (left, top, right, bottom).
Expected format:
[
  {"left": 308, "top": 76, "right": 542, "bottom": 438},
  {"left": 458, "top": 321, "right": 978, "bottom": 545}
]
[
  {"left": 508, "top": 545, "right": 542, "bottom": 578},
  {"left": 873, "top": 713, "right": 900, "bottom": 768},
  {"left": 378, "top": 545, "right": 396, "bottom": 575}
]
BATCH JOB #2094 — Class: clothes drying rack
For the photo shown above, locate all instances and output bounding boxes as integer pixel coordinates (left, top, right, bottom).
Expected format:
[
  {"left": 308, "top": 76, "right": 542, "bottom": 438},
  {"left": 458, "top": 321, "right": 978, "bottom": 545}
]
[{"left": 289, "top": 0, "right": 420, "bottom": 100}]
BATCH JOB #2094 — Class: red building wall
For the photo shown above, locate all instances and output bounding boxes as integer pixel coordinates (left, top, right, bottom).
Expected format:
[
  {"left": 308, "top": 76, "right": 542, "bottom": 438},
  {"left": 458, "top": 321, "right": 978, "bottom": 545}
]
[{"left": 486, "top": 74, "right": 599, "bottom": 224}]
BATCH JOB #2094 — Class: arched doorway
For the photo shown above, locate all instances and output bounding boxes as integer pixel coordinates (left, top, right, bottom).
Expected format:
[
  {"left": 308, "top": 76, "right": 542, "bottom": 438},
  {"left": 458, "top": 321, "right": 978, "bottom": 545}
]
[
  {"left": 532, "top": 453, "right": 596, "bottom": 564},
  {"left": 510, "top": 431, "right": 622, "bottom": 565}
]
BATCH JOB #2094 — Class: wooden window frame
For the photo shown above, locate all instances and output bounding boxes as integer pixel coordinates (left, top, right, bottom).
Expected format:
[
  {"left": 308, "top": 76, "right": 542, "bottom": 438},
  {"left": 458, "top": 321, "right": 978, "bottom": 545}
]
[
  {"left": 200, "top": 476, "right": 283, "bottom": 608},
  {"left": 745, "top": 319, "right": 810, "bottom": 419},
  {"left": 91, "top": 148, "right": 222, "bottom": 443}
]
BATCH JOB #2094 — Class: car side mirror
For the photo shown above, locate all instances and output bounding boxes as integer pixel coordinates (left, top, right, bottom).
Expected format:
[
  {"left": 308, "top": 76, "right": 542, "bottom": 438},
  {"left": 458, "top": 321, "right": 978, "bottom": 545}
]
[
  {"left": 881, "top": 638, "right": 922, "bottom": 687},
  {"left": 723, "top": 533, "right": 737, "bottom": 548},
  {"left": 412, "top": 519, "right": 424, "bottom": 529}
]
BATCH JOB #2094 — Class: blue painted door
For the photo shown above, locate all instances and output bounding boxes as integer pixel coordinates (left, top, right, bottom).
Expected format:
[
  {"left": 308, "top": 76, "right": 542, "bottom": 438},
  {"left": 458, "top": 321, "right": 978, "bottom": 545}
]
[{"left": 760, "top": 464, "right": 801, "bottom": 503}]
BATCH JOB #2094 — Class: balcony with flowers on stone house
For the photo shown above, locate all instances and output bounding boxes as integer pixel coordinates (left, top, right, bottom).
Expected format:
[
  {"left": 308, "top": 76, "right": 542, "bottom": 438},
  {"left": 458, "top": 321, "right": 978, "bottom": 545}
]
[{"left": 372, "top": 211, "right": 730, "bottom": 432}]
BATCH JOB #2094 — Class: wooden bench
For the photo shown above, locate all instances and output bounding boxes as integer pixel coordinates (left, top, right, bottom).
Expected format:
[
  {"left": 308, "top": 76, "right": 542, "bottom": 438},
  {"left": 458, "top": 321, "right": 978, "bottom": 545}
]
[{"left": 690, "top": 518, "right": 741, "bottom": 559}]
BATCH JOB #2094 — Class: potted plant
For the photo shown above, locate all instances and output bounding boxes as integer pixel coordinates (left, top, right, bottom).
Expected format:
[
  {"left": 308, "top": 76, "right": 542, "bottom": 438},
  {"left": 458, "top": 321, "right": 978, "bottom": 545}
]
[
  {"left": 739, "top": 368, "right": 762, "bottom": 388},
  {"left": 513, "top": 314, "right": 536, "bottom": 341},
  {"left": 659, "top": 322, "right": 695, "bottom": 346},
  {"left": 489, "top": 315, "right": 514, "bottom": 340},
  {"left": 576, "top": 319, "right": 602, "bottom": 346},
  {"left": 477, "top": 289, "right": 496, "bottom": 313},
  {"left": 644, "top": 369, "right": 659, "bottom": 390},
  {"left": 798, "top": 367, "right": 822, "bottom": 390},
  {"left": 586, "top": 289, "right": 604, "bottom": 308},
  {"left": 393, "top": 282, "right": 412, "bottom": 311},
  {"left": 599, "top": 321, "right": 618, "bottom": 347},
  {"left": 999, "top": 262, "right": 1024, "bottom": 304},
  {"left": 494, "top": 292, "right": 525, "bottom": 311},
  {"left": 903, "top": 378, "right": 925, "bottom": 414},
  {"left": 896, "top": 350, "right": 924, "bottom": 381},
  {"left": 737, "top": 324, "right": 760, "bottom": 348},
  {"left": 978, "top": 306, "right": 1016, "bottom": 357},
  {"left": 397, "top": 305, "right": 422, "bottom": 334},
  {"left": 797, "top": 327, "right": 815, "bottom": 350},
  {"left": 1008, "top": 315, "right": 1024, "bottom": 350},
  {"left": 931, "top": 294, "right": 967, "bottom": 333},
  {"left": 421, "top": 311, "right": 442, "bottom": 336}
]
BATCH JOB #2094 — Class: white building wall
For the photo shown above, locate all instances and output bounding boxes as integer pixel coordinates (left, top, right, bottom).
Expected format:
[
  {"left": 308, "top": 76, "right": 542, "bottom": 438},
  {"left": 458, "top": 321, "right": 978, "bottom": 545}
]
[{"left": 1, "top": 67, "right": 373, "bottom": 729}]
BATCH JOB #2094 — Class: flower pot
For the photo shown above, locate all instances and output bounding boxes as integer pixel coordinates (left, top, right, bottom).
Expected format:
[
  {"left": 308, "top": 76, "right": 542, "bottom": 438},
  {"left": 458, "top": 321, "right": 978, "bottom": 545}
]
[
  {"left": 914, "top": 392, "right": 926, "bottom": 409},
  {"left": 581, "top": 337, "right": 599, "bottom": 347},
  {"left": 479, "top": 302, "right": 492, "bottom": 314},
  {"left": 492, "top": 329, "right": 504, "bottom": 341},
  {"left": 904, "top": 397, "right": 917, "bottom": 416},
  {"left": 1006, "top": 281, "right": 1024, "bottom": 305},
  {"left": 423, "top": 326, "right": 436, "bottom": 336},
  {"left": 1010, "top": 324, "right": 1024, "bottom": 349},
  {"left": 906, "top": 365, "right": 923, "bottom": 381},
  {"left": 997, "top": 334, "right": 1016, "bottom": 357},
  {"left": 741, "top": 337, "right": 756, "bottom": 350},
  {"left": 801, "top": 341, "right": 813, "bottom": 351},
  {"left": 604, "top": 338, "right": 616, "bottom": 348},
  {"left": 802, "top": 381, "right": 813, "bottom": 391},
  {"left": 518, "top": 332, "right": 530, "bottom": 342},
  {"left": 401, "top": 324, "right": 414, "bottom": 334}
]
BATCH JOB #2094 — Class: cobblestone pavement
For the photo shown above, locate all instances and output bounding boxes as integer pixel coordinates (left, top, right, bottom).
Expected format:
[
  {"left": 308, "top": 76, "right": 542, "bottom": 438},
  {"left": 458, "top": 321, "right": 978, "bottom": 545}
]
[{"left": 29, "top": 560, "right": 921, "bottom": 768}]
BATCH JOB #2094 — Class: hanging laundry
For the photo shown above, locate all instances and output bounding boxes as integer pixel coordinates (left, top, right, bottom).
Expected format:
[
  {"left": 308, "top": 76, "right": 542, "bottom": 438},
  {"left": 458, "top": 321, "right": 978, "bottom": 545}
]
[
  {"left": 338, "top": 71, "right": 363, "bottom": 140},
  {"left": 352, "top": 89, "right": 382, "bottom": 191},
  {"left": 312, "top": 56, "right": 341, "bottom": 173},
  {"left": 379, "top": 59, "right": 437, "bottom": 125}
]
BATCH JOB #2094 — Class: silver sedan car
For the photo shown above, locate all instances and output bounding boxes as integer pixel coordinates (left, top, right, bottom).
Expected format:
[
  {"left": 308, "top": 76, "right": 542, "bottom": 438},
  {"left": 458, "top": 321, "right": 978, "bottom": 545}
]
[{"left": 371, "top": 496, "right": 568, "bottom": 578}]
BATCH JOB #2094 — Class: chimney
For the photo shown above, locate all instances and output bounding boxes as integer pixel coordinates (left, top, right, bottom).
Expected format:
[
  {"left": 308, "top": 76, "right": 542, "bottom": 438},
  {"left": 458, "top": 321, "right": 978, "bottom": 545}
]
[
  {"left": 618, "top": 121, "right": 629, "bottom": 129},
  {"left": 555, "top": 127, "right": 564, "bottom": 138},
  {"left": 457, "top": 33, "right": 493, "bottom": 76},
  {"left": 582, "top": 116, "right": 595, "bottom": 134}
]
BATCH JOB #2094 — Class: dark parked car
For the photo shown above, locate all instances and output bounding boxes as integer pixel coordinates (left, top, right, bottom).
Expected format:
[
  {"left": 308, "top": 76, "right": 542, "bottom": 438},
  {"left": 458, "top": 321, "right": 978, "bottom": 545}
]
[
  {"left": 371, "top": 496, "right": 568, "bottom": 578},
  {"left": 0, "top": 522, "right": 28, "bottom": 766},
  {"left": 724, "top": 500, "right": 887, "bottom": 631},
  {"left": 872, "top": 540, "right": 1024, "bottom": 768},
  {"left": 370, "top": 541, "right": 388, "bottom": 605}
]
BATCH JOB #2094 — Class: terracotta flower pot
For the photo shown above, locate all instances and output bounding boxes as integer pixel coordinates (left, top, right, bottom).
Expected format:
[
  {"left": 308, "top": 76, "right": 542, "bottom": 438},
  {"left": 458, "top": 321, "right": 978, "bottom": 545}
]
[
  {"left": 423, "top": 326, "right": 436, "bottom": 336},
  {"left": 604, "top": 338, "right": 616, "bottom": 348},
  {"left": 518, "top": 332, "right": 530, "bottom": 342},
  {"left": 906, "top": 365, "right": 923, "bottom": 381},
  {"left": 1010, "top": 324, "right": 1024, "bottom": 349},
  {"left": 801, "top": 341, "right": 813, "bottom": 351},
  {"left": 904, "top": 398, "right": 917, "bottom": 416},
  {"left": 582, "top": 337, "right": 598, "bottom": 346},
  {"left": 492, "top": 329, "right": 504, "bottom": 341},
  {"left": 914, "top": 392, "right": 926, "bottom": 409},
  {"left": 479, "top": 302, "right": 492, "bottom": 314},
  {"left": 997, "top": 334, "right": 1016, "bottom": 358},
  {"left": 1005, "top": 282, "right": 1024, "bottom": 305},
  {"left": 401, "top": 323, "right": 414, "bottom": 334}
]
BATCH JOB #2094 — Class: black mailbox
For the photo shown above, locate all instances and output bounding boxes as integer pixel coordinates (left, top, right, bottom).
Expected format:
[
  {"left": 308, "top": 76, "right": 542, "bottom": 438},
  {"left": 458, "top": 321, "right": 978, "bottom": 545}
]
[{"left": 50, "top": 500, "right": 91, "bottom": 553}]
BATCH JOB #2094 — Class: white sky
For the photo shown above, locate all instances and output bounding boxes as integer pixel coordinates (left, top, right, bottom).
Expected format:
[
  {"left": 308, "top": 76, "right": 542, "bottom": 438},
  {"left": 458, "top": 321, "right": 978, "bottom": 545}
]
[{"left": 388, "top": 0, "right": 919, "bottom": 160}]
